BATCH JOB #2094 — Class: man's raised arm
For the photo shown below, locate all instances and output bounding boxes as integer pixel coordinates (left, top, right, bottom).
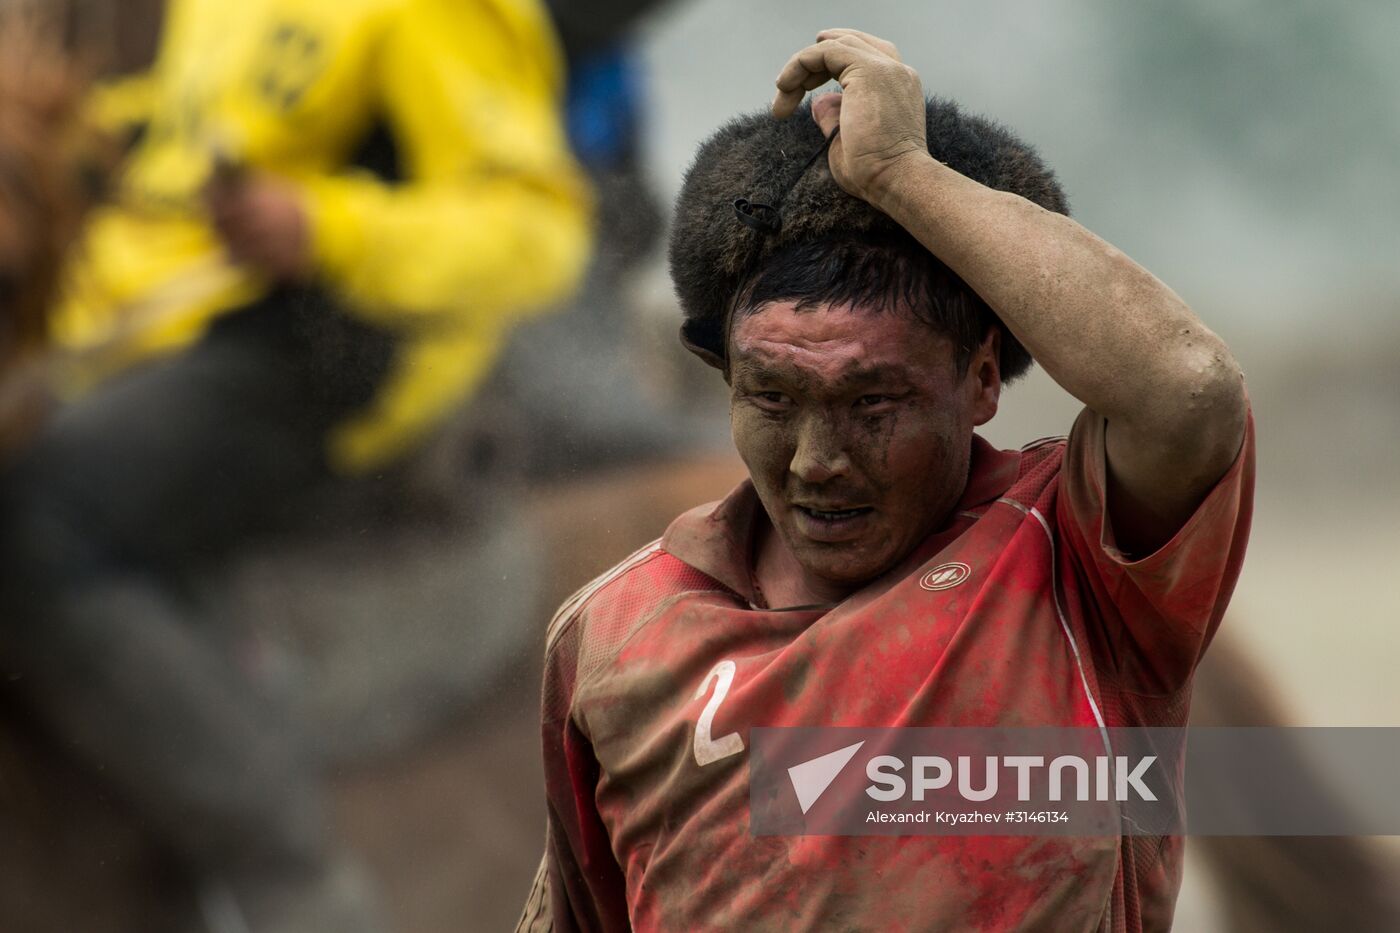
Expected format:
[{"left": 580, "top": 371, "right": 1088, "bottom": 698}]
[{"left": 774, "top": 28, "right": 1248, "bottom": 555}]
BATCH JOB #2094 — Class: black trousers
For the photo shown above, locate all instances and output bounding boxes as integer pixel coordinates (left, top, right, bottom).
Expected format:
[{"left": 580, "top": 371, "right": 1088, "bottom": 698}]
[{"left": 0, "top": 286, "right": 395, "bottom": 878}]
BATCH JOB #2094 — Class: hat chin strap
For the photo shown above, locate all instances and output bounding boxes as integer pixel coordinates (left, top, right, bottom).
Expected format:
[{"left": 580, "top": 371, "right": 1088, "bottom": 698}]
[
  {"left": 730, "top": 125, "right": 840, "bottom": 238},
  {"left": 732, "top": 197, "right": 781, "bottom": 234}
]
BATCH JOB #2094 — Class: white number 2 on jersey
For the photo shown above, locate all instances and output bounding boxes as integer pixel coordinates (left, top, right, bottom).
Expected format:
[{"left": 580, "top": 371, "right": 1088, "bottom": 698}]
[{"left": 693, "top": 659, "right": 744, "bottom": 766}]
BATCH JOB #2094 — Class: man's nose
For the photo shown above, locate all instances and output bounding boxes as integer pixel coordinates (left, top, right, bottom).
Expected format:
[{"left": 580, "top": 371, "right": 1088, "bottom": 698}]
[{"left": 789, "top": 415, "right": 852, "bottom": 484}]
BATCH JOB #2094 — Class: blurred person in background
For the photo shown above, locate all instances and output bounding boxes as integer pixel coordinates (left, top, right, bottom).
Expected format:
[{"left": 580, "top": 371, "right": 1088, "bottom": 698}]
[
  {"left": 0, "top": 0, "right": 590, "bottom": 930},
  {"left": 493, "top": 37, "right": 676, "bottom": 479},
  {"left": 495, "top": 0, "right": 702, "bottom": 479}
]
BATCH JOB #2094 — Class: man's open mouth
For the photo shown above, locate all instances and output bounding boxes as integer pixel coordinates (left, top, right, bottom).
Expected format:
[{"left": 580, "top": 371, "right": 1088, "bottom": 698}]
[
  {"left": 797, "top": 506, "right": 874, "bottom": 521},
  {"left": 791, "top": 504, "right": 877, "bottom": 543}
]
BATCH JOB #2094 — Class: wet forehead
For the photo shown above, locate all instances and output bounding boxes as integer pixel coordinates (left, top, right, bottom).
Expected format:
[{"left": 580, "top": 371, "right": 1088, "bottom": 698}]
[{"left": 729, "top": 301, "right": 949, "bottom": 388}]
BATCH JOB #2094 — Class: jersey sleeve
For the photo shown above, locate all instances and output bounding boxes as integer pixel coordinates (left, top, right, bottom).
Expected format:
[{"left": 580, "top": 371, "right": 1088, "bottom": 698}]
[
  {"left": 1055, "top": 404, "right": 1256, "bottom": 694},
  {"left": 516, "top": 609, "right": 631, "bottom": 933},
  {"left": 301, "top": 0, "right": 592, "bottom": 328}
]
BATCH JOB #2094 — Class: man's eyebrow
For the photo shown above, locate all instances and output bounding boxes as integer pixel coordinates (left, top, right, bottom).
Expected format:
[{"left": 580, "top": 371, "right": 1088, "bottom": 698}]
[{"left": 729, "top": 358, "right": 782, "bottom": 381}]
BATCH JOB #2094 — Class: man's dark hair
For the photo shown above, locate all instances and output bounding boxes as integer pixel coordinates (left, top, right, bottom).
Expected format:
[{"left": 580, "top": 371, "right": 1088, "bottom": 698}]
[{"left": 668, "top": 96, "right": 1069, "bottom": 383}]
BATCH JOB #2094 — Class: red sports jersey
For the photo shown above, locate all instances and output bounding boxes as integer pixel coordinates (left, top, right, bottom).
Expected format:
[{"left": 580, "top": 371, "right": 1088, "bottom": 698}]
[{"left": 518, "top": 407, "right": 1255, "bottom": 933}]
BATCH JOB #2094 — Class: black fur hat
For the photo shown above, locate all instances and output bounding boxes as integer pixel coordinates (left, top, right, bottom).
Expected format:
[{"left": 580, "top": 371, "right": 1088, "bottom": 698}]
[{"left": 668, "top": 96, "right": 1069, "bottom": 381}]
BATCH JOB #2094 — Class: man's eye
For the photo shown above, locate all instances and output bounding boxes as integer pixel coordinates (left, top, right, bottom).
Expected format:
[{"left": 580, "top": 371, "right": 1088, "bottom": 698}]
[
  {"left": 751, "top": 391, "right": 791, "bottom": 410},
  {"left": 856, "top": 395, "right": 894, "bottom": 408}
]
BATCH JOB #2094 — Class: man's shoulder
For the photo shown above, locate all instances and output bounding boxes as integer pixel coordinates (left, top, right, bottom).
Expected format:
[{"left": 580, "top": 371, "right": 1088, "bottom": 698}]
[
  {"left": 1019, "top": 434, "right": 1068, "bottom": 456},
  {"left": 544, "top": 536, "right": 726, "bottom": 663},
  {"left": 990, "top": 434, "right": 1069, "bottom": 513}
]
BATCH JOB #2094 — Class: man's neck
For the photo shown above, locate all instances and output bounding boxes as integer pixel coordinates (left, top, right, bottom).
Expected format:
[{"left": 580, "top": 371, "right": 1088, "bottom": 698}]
[{"left": 751, "top": 515, "right": 852, "bottom": 609}]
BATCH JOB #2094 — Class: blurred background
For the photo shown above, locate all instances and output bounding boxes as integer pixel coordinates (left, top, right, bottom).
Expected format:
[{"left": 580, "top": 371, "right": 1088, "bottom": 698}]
[{"left": 0, "top": 0, "right": 1396, "bottom": 931}]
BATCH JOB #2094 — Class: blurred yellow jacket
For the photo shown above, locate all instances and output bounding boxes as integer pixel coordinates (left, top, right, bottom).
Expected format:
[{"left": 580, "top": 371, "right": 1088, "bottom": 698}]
[{"left": 55, "top": 0, "right": 592, "bottom": 472}]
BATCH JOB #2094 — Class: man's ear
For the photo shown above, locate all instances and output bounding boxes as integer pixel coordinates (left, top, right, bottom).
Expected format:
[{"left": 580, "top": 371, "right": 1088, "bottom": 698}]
[
  {"left": 968, "top": 328, "right": 1002, "bottom": 427},
  {"left": 679, "top": 327, "right": 728, "bottom": 377}
]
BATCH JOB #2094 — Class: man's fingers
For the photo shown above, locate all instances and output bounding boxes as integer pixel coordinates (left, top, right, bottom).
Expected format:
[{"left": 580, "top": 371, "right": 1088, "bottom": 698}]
[
  {"left": 219, "top": 226, "right": 271, "bottom": 266},
  {"left": 773, "top": 40, "right": 871, "bottom": 118},
  {"left": 815, "top": 28, "right": 900, "bottom": 61},
  {"left": 205, "top": 184, "right": 250, "bottom": 229},
  {"left": 209, "top": 210, "right": 253, "bottom": 246},
  {"left": 811, "top": 92, "right": 842, "bottom": 136},
  {"left": 208, "top": 196, "right": 246, "bottom": 222},
  {"left": 208, "top": 201, "right": 258, "bottom": 245},
  {"left": 774, "top": 39, "right": 866, "bottom": 92}
]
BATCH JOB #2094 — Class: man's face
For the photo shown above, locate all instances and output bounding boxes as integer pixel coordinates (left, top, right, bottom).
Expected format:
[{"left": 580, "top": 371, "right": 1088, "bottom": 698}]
[{"left": 728, "top": 300, "right": 1000, "bottom": 598}]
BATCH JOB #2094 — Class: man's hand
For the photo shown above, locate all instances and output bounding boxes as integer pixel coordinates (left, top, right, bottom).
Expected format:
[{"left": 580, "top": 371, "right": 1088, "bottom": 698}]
[
  {"left": 775, "top": 27, "right": 1247, "bottom": 557},
  {"left": 204, "top": 169, "right": 313, "bottom": 282},
  {"left": 773, "top": 28, "right": 929, "bottom": 206}
]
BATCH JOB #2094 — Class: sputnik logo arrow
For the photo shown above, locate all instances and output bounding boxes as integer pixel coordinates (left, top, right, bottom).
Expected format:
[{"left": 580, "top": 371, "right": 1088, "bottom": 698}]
[{"left": 787, "top": 741, "right": 865, "bottom": 814}]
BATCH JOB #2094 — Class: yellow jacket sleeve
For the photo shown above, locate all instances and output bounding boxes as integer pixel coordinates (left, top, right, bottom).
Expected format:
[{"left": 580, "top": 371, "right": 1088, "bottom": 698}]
[
  {"left": 300, "top": 0, "right": 593, "bottom": 330},
  {"left": 85, "top": 71, "right": 161, "bottom": 139}
]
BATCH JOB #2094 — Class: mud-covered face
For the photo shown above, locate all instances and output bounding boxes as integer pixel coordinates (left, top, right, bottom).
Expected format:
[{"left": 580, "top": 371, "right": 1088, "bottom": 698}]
[{"left": 728, "top": 300, "right": 1000, "bottom": 601}]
